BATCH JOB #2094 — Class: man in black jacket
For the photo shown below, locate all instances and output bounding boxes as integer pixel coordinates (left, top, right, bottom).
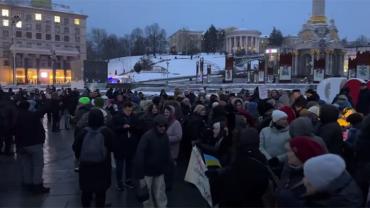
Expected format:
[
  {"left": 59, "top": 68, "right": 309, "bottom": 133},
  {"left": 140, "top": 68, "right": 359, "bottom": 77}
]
[
  {"left": 15, "top": 100, "right": 50, "bottom": 193},
  {"left": 134, "top": 114, "right": 171, "bottom": 208},
  {"left": 109, "top": 101, "right": 139, "bottom": 191}
]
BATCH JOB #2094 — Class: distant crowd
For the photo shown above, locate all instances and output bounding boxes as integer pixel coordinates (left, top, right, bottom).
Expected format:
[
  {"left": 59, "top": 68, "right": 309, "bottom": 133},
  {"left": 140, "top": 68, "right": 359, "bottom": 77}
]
[{"left": 0, "top": 84, "right": 370, "bottom": 207}]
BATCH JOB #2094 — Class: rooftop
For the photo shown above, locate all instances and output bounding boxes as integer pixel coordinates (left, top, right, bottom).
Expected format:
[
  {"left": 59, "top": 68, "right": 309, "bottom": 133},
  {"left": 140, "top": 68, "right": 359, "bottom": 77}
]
[{"left": 0, "top": 0, "right": 86, "bottom": 16}]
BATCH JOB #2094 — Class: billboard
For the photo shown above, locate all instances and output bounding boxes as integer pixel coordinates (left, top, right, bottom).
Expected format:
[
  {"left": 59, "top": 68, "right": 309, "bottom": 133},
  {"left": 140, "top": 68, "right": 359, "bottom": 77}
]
[{"left": 32, "top": 0, "right": 52, "bottom": 9}]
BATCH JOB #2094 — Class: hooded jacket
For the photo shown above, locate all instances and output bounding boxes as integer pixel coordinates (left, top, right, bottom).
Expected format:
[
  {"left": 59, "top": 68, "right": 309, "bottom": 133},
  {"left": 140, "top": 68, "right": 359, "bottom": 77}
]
[
  {"left": 318, "top": 105, "right": 343, "bottom": 155},
  {"left": 289, "top": 117, "right": 328, "bottom": 152}
]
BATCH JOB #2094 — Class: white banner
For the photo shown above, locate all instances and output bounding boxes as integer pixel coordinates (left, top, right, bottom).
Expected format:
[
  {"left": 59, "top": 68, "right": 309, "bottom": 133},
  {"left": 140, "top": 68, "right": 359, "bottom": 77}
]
[
  {"left": 184, "top": 147, "right": 213, "bottom": 207},
  {"left": 259, "top": 85, "right": 268, "bottom": 100},
  {"left": 356, "top": 65, "right": 370, "bottom": 81},
  {"left": 279, "top": 66, "right": 291, "bottom": 81}
]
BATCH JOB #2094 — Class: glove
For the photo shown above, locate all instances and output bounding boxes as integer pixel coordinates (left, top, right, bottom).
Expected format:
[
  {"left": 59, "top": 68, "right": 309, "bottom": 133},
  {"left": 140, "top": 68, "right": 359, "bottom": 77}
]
[{"left": 268, "top": 157, "right": 280, "bottom": 167}]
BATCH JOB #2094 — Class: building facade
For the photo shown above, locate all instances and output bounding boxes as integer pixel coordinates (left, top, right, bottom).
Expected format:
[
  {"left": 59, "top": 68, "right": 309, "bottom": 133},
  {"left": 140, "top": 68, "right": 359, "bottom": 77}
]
[
  {"left": 225, "top": 29, "right": 261, "bottom": 55},
  {"left": 168, "top": 29, "right": 203, "bottom": 54},
  {"left": 0, "top": 0, "right": 87, "bottom": 85}
]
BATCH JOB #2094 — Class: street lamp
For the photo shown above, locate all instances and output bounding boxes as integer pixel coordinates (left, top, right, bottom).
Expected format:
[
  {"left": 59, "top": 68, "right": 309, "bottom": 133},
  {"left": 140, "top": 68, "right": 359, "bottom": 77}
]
[
  {"left": 11, "top": 15, "right": 21, "bottom": 85},
  {"left": 166, "top": 61, "right": 169, "bottom": 88}
]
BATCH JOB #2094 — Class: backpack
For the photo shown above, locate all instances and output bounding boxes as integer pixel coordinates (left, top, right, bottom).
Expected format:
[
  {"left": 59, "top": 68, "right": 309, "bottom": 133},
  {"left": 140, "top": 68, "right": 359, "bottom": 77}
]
[{"left": 79, "top": 127, "right": 107, "bottom": 163}]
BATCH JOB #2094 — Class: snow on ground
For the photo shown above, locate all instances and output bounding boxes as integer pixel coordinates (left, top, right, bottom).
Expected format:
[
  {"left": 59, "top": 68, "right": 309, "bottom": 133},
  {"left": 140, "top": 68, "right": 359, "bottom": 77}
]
[{"left": 108, "top": 53, "right": 226, "bottom": 83}]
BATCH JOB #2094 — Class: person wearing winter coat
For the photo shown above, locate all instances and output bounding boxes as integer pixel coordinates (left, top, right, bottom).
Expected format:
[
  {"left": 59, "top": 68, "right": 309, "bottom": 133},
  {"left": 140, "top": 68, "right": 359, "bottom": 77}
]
[
  {"left": 137, "top": 103, "right": 159, "bottom": 138},
  {"left": 73, "top": 109, "right": 113, "bottom": 207},
  {"left": 134, "top": 114, "right": 172, "bottom": 208},
  {"left": 181, "top": 104, "right": 208, "bottom": 161},
  {"left": 354, "top": 115, "right": 370, "bottom": 205},
  {"left": 317, "top": 104, "right": 344, "bottom": 156},
  {"left": 163, "top": 105, "right": 182, "bottom": 191},
  {"left": 15, "top": 100, "right": 50, "bottom": 193},
  {"left": 346, "top": 113, "right": 363, "bottom": 146},
  {"left": 216, "top": 127, "right": 270, "bottom": 207},
  {"left": 275, "top": 136, "right": 326, "bottom": 207},
  {"left": 164, "top": 105, "right": 183, "bottom": 161},
  {"left": 289, "top": 117, "right": 328, "bottom": 152},
  {"left": 195, "top": 121, "right": 230, "bottom": 166},
  {"left": 356, "top": 83, "right": 370, "bottom": 116},
  {"left": 51, "top": 92, "right": 62, "bottom": 132},
  {"left": 259, "top": 110, "right": 291, "bottom": 170},
  {"left": 109, "top": 101, "right": 139, "bottom": 191},
  {"left": 302, "top": 154, "right": 363, "bottom": 207}
]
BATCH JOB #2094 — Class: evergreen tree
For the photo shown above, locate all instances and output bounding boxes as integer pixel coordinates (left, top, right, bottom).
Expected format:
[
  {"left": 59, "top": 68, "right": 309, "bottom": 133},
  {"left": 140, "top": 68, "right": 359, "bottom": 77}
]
[
  {"left": 203, "top": 25, "right": 218, "bottom": 53},
  {"left": 268, "top": 27, "right": 284, "bottom": 47}
]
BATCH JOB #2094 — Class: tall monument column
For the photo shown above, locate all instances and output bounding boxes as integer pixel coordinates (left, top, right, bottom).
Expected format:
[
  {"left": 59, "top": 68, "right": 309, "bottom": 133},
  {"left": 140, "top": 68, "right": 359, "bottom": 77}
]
[{"left": 311, "top": 0, "right": 327, "bottom": 23}]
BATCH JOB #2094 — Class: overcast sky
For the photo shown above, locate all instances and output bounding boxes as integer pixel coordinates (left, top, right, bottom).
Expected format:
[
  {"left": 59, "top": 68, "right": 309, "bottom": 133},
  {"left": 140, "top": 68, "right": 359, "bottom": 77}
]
[{"left": 54, "top": 0, "right": 370, "bottom": 40}]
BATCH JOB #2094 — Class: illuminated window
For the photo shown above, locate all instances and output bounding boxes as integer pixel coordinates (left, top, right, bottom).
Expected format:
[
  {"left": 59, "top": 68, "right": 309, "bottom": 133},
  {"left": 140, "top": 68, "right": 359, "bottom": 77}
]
[
  {"left": 74, "top": 18, "right": 80, "bottom": 25},
  {"left": 54, "top": 16, "right": 60, "bottom": 23},
  {"left": 2, "top": 9, "right": 9, "bottom": 17},
  {"left": 15, "top": 21, "right": 22, "bottom": 28},
  {"left": 35, "top": 13, "right": 42, "bottom": 21},
  {"left": 2, "top": 19, "right": 9, "bottom": 27}
]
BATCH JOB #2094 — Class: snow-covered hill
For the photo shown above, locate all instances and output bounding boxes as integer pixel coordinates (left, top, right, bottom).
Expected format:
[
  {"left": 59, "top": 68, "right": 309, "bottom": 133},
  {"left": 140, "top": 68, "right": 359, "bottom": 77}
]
[{"left": 108, "top": 53, "right": 226, "bottom": 83}]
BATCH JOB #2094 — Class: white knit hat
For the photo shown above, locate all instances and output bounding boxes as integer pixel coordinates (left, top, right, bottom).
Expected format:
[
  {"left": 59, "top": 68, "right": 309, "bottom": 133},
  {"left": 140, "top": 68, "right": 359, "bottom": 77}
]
[
  {"left": 308, "top": 106, "right": 320, "bottom": 117},
  {"left": 272, "top": 110, "right": 288, "bottom": 122},
  {"left": 304, "top": 154, "right": 346, "bottom": 191}
]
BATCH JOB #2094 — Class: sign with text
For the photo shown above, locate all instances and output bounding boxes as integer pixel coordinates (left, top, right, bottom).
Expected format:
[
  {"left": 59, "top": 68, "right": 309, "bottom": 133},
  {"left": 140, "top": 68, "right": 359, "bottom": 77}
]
[{"left": 184, "top": 147, "right": 213, "bottom": 207}]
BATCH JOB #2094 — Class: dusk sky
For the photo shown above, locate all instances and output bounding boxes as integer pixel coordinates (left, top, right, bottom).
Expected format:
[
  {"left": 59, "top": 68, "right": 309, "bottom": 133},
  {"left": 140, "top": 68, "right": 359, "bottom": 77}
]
[{"left": 54, "top": 0, "right": 370, "bottom": 40}]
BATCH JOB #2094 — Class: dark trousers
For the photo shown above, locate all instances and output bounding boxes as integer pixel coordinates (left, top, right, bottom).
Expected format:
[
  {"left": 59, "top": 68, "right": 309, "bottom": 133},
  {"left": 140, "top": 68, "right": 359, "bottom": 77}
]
[
  {"left": 81, "top": 191, "right": 106, "bottom": 207},
  {"left": 52, "top": 113, "right": 60, "bottom": 131},
  {"left": 0, "top": 135, "right": 13, "bottom": 153},
  {"left": 115, "top": 155, "right": 133, "bottom": 185},
  {"left": 164, "top": 160, "right": 175, "bottom": 190}
]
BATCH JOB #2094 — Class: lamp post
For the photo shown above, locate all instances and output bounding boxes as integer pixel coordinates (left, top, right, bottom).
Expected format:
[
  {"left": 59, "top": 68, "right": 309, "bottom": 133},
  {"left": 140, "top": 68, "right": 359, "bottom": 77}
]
[
  {"left": 50, "top": 49, "right": 57, "bottom": 85},
  {"left": 11, "top": 15, "right": 21, "bottom": 85},
  {"left": 166, "top": 61, "right": 169, "bottom": 88}
]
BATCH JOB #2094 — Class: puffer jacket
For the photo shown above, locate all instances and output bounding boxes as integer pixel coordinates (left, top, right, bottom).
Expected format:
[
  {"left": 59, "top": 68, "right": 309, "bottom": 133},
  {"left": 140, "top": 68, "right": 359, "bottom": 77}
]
[
  {"left": 304, "top": 171, "right": 363, "bottom": 207},
  {"left": 289, "top": 117, "right": 328, "bottom": 152},
  {"left": 259, "top": 122, "right": 290, "bottom": 161}
]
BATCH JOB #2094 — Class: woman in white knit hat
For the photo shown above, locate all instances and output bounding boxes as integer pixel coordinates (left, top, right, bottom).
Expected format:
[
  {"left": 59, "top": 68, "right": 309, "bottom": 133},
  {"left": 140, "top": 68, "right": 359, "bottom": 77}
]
[
  {"left": 259, "top": 110, "right": 291, "bottom": 174},
  {"left": 303, "top": 154, "right": 363, "bottom": 207}
]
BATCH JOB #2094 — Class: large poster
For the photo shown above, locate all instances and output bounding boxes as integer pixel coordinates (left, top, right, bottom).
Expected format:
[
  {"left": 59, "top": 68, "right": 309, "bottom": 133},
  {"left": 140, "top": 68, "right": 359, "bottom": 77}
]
[
  {"left": 357, "top": 65, "right": 370, "bottom": 81},
  {"left": 279, "top": 66, "right": 291, "bottom": 81},
  {"left": 258, "top": 71, "right": 265, "bottom": 82},
  {"left": 225, "top": 56, "right": 234, "bottom": 82},
  {"left": 314, "top": 69, "right": 325, "bottom": 82}
]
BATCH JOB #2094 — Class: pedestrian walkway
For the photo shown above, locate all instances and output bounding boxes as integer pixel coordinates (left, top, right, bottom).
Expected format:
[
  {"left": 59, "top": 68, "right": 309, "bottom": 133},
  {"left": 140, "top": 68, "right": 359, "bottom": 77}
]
[{"left": 0, "top": 119, "right": 206, "bottom": 207}]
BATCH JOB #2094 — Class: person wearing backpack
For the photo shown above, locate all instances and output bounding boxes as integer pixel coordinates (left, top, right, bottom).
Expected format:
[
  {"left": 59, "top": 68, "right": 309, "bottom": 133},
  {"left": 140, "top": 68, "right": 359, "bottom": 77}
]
[{"left": 73, "top": 109, "right": 113, "bottom": 207}]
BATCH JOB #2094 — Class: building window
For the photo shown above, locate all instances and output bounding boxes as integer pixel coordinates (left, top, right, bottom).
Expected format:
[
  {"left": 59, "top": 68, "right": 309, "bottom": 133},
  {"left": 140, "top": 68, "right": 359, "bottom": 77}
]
[
  {"left": 46, "top": 34, "right": 51, "bottom": 40},
  {"left": 2, "top": 9, "right": 9, "bottom": 17},
  {"left": 55, "top": 25, "right": 60, "bottom": 33},
  {"left": 64, "top": 17, "right": 69, "bottom": 25},
  {"left": 74, "top": 18, "right": 80, "bottom": 25},
  {"left": 36, "top": 23, "right": 41, "bottom": 31},
  {"left": 26, "top": 32, "right": 32, "bottom": 39},
  {"left": 16, "top": 31, "right": 22, "bottom": 38},
  {"left": 35, "top": 13, "right": 42, "bottom": 21},
  {"left": 4, "top": 60, "right": 9, "bottom": 66},
  {"left": 3, "top": 30, "right": 9, "bottom": 38},
  {"left": 36, "top": 33, "right": 42, "bottom": 40},
  {"left": 46, "top": 25, "right": 51, "bottom": 33},
  {"left": 26, "top": 23, "right": 32, "bottom": 30},
  {"left": 16, "top": 21, "right": 22, "bottom": 28},
  {"left": 64, "top": 27, "right": 69, "bottom": 34},
  {"left": 55, "top": 35, "right": 60, "bottom": 41},
  {"left": 2, "top": 19, "right": 9, "bottom": 27},
  {"left": 64, "top": 36, "right": 69, "bottom": 42},
  {"left": 75, "top": 36, "right": 80, "bottom": 42},
  {"left": 25, "top": 14, "right": 32, "bottom": 21},
  {"left": 54, "top": 15, "right": 60, "bottom": 23}
]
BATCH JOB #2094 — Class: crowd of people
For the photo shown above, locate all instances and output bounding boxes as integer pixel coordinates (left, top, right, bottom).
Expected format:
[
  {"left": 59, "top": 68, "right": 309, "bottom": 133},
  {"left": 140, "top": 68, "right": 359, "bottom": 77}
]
[{"left": 0, "top": 84, "right": 370, "bottom": 207}]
